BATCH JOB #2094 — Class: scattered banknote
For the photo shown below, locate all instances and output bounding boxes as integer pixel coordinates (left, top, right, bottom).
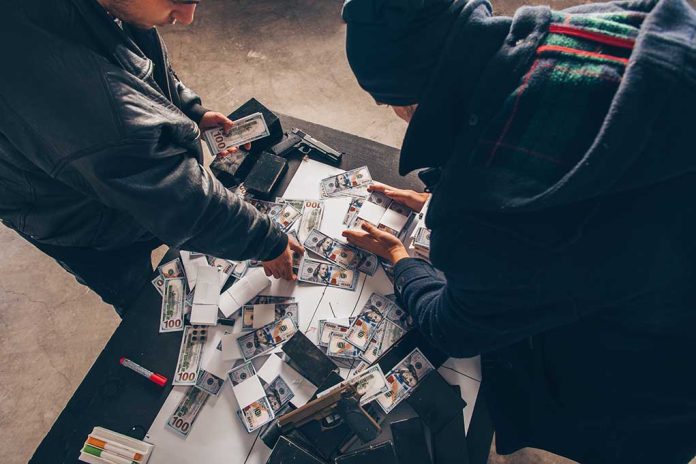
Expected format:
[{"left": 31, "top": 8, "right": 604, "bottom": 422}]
[
  {"left": 152, "top": 275, "right": 165, "bottom": 297},
  {"left": 376, "top": 348, "right": 434, "bottom": 414},
  {"left": 359, "top": 323, "right": 385, "bottom": 364},
  {"left": 304, "top": 229, "right": 379, "bottom": 276},
  {"left": 318, "top": 318, "right": 353, "bottom": 347},
  {"left": 167, "top": 386, "right": 210, "bottom": 437},
  {"left": 241, "top": 302, "right": 299, "bottom": 330},
  {"left": 297, "top": 258, "right": 359, "bottom": 290},
  {"left": 228, "top": 362, "right": 256, "bottom": 386},
  {"left": 344, "top": 294, "right": 390, "bottom": 350},
  {"left": 327, "top": 333, "right": 359, "bottom": 359},
  {"left": 263, "top": 376, "right": 294, "bottom": 413},
  {"left": 249, "top": 295, "right": 296, "bottom": 305},
  {"left": 195, "top": 370, "right": 224, "bottom": 396},
  {"left": 158, "top": 258, "right": 184, "bottom": 279},
  {"left": 160, "top": 278, "right": 186, "bottom": 333},
  {"left": 385, "top": 303, "right": 414, "bottom": 331},
  {"left": 173, "top": 326, "right": 208, "bottom": 385},
  {"left": 247, "top": 199, "right": 283, "bottom": 218},
  {"left": 240, "top": 397, "right": 274, "bottom": 432},
  {"left": 319, "top": 365, "right": 388, "bottom": 406},
  {"left": 297, "top": 200, "right": 325, "bottom": 243},
  {"left": 202, "top": 112, "right": 270, "bottom": 154},
  {"left": 276, "top": 198, "right": 306, "bottom": 213},
  {"left": 379, "top": 319, "right": 406, "bottom": 353},
  {"left": 320, "top": 166, "right": 372, "bottom": 198},
  {"left": 238, "top": 316, "right": 298, "bottom": 360},
  {"left": 343, "top": 197, "right": 364, "bottom": 226},
  {"left": 275, "top": 203, "right": 302, "bottom": 232}
]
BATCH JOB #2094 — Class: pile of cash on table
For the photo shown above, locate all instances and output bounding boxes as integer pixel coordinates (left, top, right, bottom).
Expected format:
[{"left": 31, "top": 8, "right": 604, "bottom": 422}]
[{"left": 148, "top": 163, "right": 464, "bottom": 463}]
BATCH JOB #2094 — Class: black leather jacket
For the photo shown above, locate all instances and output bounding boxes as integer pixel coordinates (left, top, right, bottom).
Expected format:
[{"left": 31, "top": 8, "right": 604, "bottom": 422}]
[{"left": 0, "top": 0, "right": 287, "bottom": 260}]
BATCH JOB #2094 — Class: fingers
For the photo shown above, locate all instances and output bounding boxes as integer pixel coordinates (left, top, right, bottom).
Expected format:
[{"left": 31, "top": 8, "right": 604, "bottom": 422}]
[
  {"left": 367, "top": 182, "right": 388, "bottom": 193},
  {"left": 243, "top": 143, "right": 252, "bottom": 151},
  {"left": 218, "top": 146, "right": 239, "bottom": 158},
  {"left": 221, "top": 116, "right": 234, "bottom": 132}
]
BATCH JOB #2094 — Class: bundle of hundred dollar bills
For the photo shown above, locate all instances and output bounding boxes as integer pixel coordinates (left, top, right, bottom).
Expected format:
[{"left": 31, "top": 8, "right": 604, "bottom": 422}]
[{"left": 151, "top": 165, "right": 434, "bottom": 439}]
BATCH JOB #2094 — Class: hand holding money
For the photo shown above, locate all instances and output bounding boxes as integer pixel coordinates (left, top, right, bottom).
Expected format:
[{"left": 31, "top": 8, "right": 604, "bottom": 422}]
[
  {"left": 262, "top": 234, "right": 305, "bottom": 280},
  {"left": 199, "top": 111, "right": 251, "bottom": 157},
  {"left": 368, "top": 183, "right": 430, "bottom": 212},
  {"left": 342, "top": 222, "right": 409, "bottom": 264}
]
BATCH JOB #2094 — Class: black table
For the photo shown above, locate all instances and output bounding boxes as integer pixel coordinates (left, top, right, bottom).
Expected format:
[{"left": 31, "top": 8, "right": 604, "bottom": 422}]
[{"left": 31, "top": 115, "right": 493, "bottom": 464}]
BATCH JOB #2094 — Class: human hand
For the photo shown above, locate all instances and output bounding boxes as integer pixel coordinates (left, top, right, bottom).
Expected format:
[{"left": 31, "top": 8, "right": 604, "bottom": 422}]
[
  {"left": 368, "top": 183, "right": 429, "bottom": 212},
  {"left": 342, "top": 222, "right": 409, "bottom": 264},
  {"left": 198, "top": 111, "right": 251, "bottom": 157},
  {"left": 262, "top": 234, "right": 305, "bottom": 281}
]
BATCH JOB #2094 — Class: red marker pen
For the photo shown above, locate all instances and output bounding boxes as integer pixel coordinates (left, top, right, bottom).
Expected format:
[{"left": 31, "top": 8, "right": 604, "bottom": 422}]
[{"left": 119, "top": 357, "right": 167, "bottom": 387}]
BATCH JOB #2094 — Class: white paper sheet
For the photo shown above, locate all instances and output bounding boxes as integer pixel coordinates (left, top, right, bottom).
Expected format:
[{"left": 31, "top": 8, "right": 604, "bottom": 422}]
[
  {"left": 219, "top": 268, "right": 271, "bottom": 317},
  {"left": 357, "top": 201, "right": 386, "bottom": 225},
  {"left": 146, "top": 160, "right": 482, "bottom": 464},
  {"left": 232, "top": 375, "right": 267, "bottom": 408},
  {"left": 251, "top": 304, "right": 276, "bottom": 329},
  {"left": 193, "top": 266, "right": 222, "bottom": 305},
  {"left": 221, "top": 332, "right": 244, "bottom": 362},
  {"left": 256, "top": 354, "right": 317, "bottom": 408},
  {"left": 190, "top": 304, "right": 219, "bottom": 326}
]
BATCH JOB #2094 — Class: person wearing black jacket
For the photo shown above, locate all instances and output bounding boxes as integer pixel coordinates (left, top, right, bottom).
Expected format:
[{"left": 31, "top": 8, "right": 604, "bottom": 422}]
[
  {"left": 0, "top": 0, "right": 303, "bottom": 315},
  {"left": 342, "top": 0, "right": 696, "bottom": 461}
]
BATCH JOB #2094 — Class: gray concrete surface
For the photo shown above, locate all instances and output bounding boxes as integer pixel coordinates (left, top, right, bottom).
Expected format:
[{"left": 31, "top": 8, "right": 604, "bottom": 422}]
[{"left": 1, "top": 1, "right": 687, "bottom": 463}]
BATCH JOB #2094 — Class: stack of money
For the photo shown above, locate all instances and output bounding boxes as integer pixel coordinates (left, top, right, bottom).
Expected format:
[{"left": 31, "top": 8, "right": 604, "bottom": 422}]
[
  {"left": 228, "top": 362, "right": 276, "bottom": 432},
  {"left": 376, "top": 348, "right": 434, "bottom": 414},
  {"left": 319, "top": 166, "right": 372, "bottom": 198},
  {"left": 205, "top": 112, "right": 270, "bottom": 177},
  {"left": 345, "top": 190, "right": 417, "bottom": 242},
  {"left": 303, "top": 229, "right": 379, "bottom": 276},
  {"left": 411, "top": 226, "right": 431, "bottom": 259},
  {"left": 247, "top": 199, "right": 301, "bottom": 233},
  {"left": 297, "top": 258, "right": 359, "bottom": 291},
  {"left": 321, "top": 293, "right": 412, "bottom": 369}
]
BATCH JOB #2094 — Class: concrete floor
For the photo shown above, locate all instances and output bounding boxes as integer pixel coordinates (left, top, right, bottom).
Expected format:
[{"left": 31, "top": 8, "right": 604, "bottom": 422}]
[{"left": 2, "top": 1, "right": 682, "bottom": 463}]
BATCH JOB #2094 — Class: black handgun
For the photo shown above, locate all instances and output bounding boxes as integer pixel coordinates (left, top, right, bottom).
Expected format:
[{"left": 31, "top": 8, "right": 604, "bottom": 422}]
[
  {"left": 270, "top": 128, "right": 344, "bottom": 166},
  {"left": 261, "top": 383, "right": 381, "bottom": 448}
]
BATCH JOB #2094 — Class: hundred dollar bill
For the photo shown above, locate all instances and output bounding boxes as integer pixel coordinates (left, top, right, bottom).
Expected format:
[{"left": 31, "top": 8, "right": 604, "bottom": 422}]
[
  {"left": 297, "top": 258, "right": 359, "bottom": 291},
  {"left": 320, "top": 166, "right": 372, "bottom": 198},
  {"left": 242, "top": 302, "right": 299, "bottom": 330},
  {"left": 195, "top": 369, "right": 224, "bottom": 396},
  {"left": 228, "top": 361, "right": 256, "bottom": 386},
  {"left": 327, "top": 333, "right": 359, "bottom": 359},
  {"left": 359, "top": 323, "right": 385, "bottom": 364},
  {"left": 158, "top": 258, "right": 185, "bottom": 279},
  {"left": 297, "top": 200, "right": 325, "bottom": 243},
  {"left": 379, "top": 319, "right": 406, "bottom": 353},
  {"left": 385, "top": 303, "right": 414, "bottom": 331},
  {"left": 304, "top": 229, "right": 379, "bottom": 276},
  {"left": 276, "top": 198, "right": 306, "bottom": 213},
  {"left": 238, "top": 316, "right": 298, "bottom": 360},
  {"left": 376, "top": 348, "right": 434, "bottom": 414},
  {"left": 263, "top": 376, "right": 294, "bottom": 413},
  {"left": 413, "top": 227, "right": 431, "bottom": 251},
  {"left": 318, "top": 365, "right": 388, "bottom": 406},
  {"left": 160, "top": 278, "right": 186, "bottom": 333},
  {"left": 344, "top": 293, "right": 391, "bottom": 350},
  {"left": 240, "top": 397, "right": 274, "bottom": 432},
  {"left": 167, "top": 386, "right": 210, "bottom": 437},
  {"left": 152, "top": 275, "right": 165, "bottom": 297},
  {"left": 247, "top": 199, "right": 283, "bottom": 218},
  {"left": 173, "top": 325, "right": 208, "bottom": 385},
  {"left": 343, "top": 197, "right": 364, "bottom": 226},
  {"left": 318, "top": 318, "right": 353, "bottom": 347},
  {"left": 249, "top": 295, "right": 296, "bottom": 305},
  {"left": 202, "top": 112, "right": 270, "bottom": 155},
  {"left": 274, "top": 203, "right": 302, "bottom": 232}
]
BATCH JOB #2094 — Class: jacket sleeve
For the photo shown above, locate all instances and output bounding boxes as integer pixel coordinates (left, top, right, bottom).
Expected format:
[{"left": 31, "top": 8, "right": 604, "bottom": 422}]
[
  {"left": 168, "top": 65, "right": 209, "bottom": 124},
  {"left": 393, "top": 256, "right": 578, "bottom": 358},
  {"left": 59, "top": 140, "right": 287, "bottom": 261}
]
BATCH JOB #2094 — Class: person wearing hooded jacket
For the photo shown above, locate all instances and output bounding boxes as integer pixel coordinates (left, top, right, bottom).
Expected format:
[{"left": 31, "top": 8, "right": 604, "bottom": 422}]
[
  {"left": 0, "top": 0, "right": 305, "bottom": 316},
  {"left": 341, "top": 0, "right": 696, "bottom": 462}
]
